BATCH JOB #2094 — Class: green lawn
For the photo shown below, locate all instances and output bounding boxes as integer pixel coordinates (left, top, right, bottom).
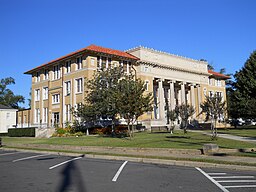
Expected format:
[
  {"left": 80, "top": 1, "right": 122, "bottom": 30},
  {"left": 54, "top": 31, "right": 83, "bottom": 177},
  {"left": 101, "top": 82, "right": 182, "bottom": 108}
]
[
  {"left": 2, "top": 131, "right": 256, "bottom": 149},
  {"left": 218, "top": 126, "right": 256, "bottom": 137}
]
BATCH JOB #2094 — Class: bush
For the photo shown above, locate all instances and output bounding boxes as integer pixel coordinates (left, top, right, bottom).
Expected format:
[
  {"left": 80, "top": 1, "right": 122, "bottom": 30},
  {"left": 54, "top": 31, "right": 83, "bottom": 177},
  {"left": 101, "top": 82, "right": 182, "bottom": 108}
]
[{"left": 8, "top": 128, "right": 35, "bottom": 137}]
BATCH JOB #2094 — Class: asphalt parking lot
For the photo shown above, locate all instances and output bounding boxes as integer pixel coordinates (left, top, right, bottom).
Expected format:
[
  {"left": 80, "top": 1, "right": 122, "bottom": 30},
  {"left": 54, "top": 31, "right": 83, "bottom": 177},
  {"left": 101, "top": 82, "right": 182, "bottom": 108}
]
[{"left": 0, "top": 150, "right": 255, "bottom": 192}]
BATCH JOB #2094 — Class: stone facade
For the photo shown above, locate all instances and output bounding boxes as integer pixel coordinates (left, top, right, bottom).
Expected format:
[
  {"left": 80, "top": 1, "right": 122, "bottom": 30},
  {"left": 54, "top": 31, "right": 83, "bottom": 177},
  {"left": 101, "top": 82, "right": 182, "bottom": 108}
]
[{"left": 22, "top": 44, "right": 229, "bottom": 129}]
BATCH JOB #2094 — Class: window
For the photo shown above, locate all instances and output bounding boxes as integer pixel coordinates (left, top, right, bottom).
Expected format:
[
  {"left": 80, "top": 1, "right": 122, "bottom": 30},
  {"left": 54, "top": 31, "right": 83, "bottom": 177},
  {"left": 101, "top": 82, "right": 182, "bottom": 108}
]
[
  {"left": 76, "top": 78, "right": 83, "bottom": 93},
  {"left": 107, "top": 58, "right": 112, "bottom": 68},
  {"left": 91, "top": 58, "right": 95, "bottom": 66},
  {"left": 97, "top": 56, "right": 101, "bottom": 69},
  {"left": 53, "top": 65, "right": 60, "bottom": 80},
  {"left": 76, "top": 56, "right": 82, "bottom": 70},
  {"left": 65, "top": 61, "right": 71, "bottom": 73},
  {"left": 209, "top": 91, "right": 214, "bottom": 97},
  {"left": 35, "top": 72, "right": 40, "bottom": 82},
  {"left": 35, "top": 108, "right": 40, "bottom": 123},
  {"left": 145, "top": 80, "right": 149, "bottom": 91},
  {"left": 215, "top": 79, "right": 221, "bottom": 87},
  {"left": 101, "top": 57, "right": 107, "bottom": 69},
  {"left": 52, "top": 94, "right": 60, "bottom": 104},
  {"left": 65, "top": 104, "right": 71, "bottom": 122},
  {"left": 208, "top": 78, "right": 212, "bottom": 85},
  {"left": 43, "top": 108, "right": 48, "bottom": 123},
  {"left": 123, "top": 61, "right": 128, "bottom": 73},
  {"left": 44, "top": 69, "right": 49, "bottom": 80},
  {"left": 65, "top": 81, "right": 71, "bottom": 96},
  {"left": 43, "top": 87, "right": 48, "bottom": 100},
  {"left": 35, "top": 89, "right": 40, "bottom": 101},
  {"left": 6, "top": 112, "right": 10, "bottom": 119}
]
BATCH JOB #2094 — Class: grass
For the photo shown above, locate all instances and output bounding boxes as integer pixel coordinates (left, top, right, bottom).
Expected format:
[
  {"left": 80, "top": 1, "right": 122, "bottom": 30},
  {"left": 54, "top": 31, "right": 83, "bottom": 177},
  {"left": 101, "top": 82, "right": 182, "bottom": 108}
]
[
  {"left": 4, "top": 146, "right": 256, "bottom": 167},
  {"left": 217, "top": 125, "right": 256, "bottom": 138},
  {"left": 2, "top": 131, "right": 256, "bottom": 150}
]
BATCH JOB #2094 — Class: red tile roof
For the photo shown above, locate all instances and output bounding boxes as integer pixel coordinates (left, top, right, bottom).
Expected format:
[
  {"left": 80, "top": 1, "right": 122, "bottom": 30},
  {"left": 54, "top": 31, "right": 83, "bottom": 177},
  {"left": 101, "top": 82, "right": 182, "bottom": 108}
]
[
  {"left": 208, "top": 70, "right": 230, "bottom": 79},
  {"left": 86, "top": 44, "right": 139, "bottom": 60},
  {"left": 24, "top": 44, "right": 139, "bottom": 74}
]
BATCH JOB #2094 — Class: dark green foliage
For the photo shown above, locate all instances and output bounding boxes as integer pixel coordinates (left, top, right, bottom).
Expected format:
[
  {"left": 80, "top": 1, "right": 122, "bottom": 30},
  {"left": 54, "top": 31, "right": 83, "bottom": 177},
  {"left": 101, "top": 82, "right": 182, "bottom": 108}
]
[
  {"left": 228, "top": 51, "right": 256, "bottom": 119},
  {"left": 0, "top": 77, "right": 25, "bottom": 109},
  {"left": 8, "top": 128, "right": 35, "bottom": 137},
  {"left": 0, "top": 133, "right": 8, "bottom": 136},
  {"left": 117, "top": 76, "right": 153, "bottom": 138},
  {"left": 72, "top": 66, "right": 153, "bottom": 137}
]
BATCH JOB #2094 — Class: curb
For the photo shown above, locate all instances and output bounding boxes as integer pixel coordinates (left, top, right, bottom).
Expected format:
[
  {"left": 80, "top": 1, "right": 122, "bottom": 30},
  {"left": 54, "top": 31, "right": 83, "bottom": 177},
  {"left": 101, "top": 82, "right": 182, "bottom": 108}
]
[{"left": 2, "top": 147, "right": 256, "bottom": 172}]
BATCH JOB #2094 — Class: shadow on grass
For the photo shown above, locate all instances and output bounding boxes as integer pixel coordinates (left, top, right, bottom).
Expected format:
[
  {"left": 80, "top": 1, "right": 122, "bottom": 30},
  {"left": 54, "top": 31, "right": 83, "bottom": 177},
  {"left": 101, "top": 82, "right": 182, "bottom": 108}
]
[
  {"left": 212, "top": 153, "right": 228, "bottom": 156},
  {"left": 166, "top": 136, "right": 191, "bottom": 139}
]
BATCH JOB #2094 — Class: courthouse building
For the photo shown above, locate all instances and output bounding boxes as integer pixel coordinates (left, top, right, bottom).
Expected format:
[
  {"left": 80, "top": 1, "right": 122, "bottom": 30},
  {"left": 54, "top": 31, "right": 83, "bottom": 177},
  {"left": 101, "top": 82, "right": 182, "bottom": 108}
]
[{"left": 18, "top": 44, "right": 229, "bottom": 129}]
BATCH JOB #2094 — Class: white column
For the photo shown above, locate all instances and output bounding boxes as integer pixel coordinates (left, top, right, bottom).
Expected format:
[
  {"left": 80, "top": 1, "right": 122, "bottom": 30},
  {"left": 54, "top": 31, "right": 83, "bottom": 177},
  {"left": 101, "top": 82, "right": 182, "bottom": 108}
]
[
  {"left": 169, "top": 81, "right": 175, "bottom": 110},
  {"left": 158, "top": 79, "right": 165, "bottom": 120},
  {"left": 190, "top": 84, "right": 196, "bottom": 118},
  {"left": 181, "top": 82, "right": 186, "bottom": 104},
  {"left": 197, "top": 85, "right": 202, "bottom": 121},
  {"left": 190, "top": 84, "right": 195, "bottom": 107}
]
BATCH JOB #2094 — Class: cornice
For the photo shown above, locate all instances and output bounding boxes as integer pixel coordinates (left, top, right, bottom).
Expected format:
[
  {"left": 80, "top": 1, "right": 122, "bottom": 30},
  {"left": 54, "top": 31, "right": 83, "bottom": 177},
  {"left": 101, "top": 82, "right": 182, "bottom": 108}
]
[
  {"left": 138, "top": 60, "right": 210, "bottom": 76},
  {"left": 126, "top": 46, "right": 208, "bottom": 64}
]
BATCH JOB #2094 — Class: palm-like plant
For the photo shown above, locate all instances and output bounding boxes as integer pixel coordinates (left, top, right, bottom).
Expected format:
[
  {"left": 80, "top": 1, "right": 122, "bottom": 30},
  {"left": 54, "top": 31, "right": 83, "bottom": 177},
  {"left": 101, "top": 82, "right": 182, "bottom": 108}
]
[{"left": 176, "top": 103, "right": 195, "bottom": 134}]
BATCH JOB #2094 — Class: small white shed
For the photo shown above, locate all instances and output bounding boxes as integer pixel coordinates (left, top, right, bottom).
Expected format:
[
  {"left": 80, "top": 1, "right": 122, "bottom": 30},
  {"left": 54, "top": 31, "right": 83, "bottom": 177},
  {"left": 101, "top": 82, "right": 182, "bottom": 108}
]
[{"left": 0, "top": 104, "right": 17, "bottom": 133}]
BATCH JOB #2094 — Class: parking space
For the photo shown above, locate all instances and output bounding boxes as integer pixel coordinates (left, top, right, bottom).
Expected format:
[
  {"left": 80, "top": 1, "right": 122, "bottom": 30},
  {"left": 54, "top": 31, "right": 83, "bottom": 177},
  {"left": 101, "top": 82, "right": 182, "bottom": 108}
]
[
  {"left": 196, "top": 167, "right": 256, "bottom": 192},
  {"left": 1, "top": 150, "right": 256, "bottom": 192}
]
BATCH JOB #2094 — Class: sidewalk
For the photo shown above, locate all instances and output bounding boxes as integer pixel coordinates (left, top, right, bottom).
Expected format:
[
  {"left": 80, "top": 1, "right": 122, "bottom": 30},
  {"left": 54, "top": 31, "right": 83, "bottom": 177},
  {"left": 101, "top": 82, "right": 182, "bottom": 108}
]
[{"left": 2, "top": 142, "right": 256, "bottom": 171}]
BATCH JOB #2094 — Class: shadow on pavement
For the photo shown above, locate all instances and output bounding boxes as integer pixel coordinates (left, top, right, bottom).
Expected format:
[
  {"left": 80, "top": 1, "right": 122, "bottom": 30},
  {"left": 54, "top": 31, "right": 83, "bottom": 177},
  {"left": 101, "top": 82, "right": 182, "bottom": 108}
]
[{"left": 56, "top": 159, "right": 87, "bottom": 192}]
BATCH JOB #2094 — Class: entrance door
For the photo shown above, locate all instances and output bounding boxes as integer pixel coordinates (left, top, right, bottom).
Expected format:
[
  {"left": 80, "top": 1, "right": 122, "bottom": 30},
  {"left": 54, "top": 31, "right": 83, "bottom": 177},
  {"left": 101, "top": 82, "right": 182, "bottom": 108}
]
[{"left": 53, "top": 112, "right": 60, "bottom": 127}]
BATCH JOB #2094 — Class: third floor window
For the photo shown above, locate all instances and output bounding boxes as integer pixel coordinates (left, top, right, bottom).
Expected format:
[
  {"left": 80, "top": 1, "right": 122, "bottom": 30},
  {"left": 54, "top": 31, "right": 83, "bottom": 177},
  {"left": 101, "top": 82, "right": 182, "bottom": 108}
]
[
  {"left": 53, "top": 65, "right": 60, "bottom": 80},
  {"left": 76, "top": 56, "right": 82, "bottom": 70},
  {"left": 65, "top": 61, "right": 71, "bottom": 73}
]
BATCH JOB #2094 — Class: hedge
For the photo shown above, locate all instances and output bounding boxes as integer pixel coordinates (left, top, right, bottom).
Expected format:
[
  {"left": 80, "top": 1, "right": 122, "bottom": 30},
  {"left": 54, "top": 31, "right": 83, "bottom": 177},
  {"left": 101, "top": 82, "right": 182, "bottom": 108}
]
[
  {"left": 8, "top": 128, "right": 36, "bottom": 137},
  {"left": 0, "top": 133, "right": 8, "bottom": 137}
]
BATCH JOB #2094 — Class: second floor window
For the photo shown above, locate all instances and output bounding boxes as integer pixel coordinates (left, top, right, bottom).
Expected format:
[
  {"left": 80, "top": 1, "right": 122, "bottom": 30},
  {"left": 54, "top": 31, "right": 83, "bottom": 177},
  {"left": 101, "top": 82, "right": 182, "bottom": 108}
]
[
  {"left": 35, "top": 89, "right": 40, "bottom": 101},
  {"left": 66, "top": 61, "right": 71, "bottom": 73},
  {"left": 65, "top": 81, "right": 71, "bottom": 95},
  {"left": 53, "top": 65, "right": 60, "bottom": 80},
  {"left": 76, "top": 56, "right": 82, "bottom": 70},
  {"left": 52, "top": 94, "right": 60, "bottom": 104},
  {"left": 76, "top": 78, "right": 83, "bottom": 93}
]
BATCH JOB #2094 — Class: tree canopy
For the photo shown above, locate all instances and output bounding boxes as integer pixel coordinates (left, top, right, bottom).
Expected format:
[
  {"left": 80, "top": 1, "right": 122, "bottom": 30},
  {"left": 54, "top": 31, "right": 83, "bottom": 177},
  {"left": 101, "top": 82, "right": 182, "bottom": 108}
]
[
  {"left": 72, "top": 67, "right": 153, "bottom": 137},
  {"left": 0, "top": 77, "right": 25, "bottom": 109},
  {"left": 228, "top": 51, "right": 256, "bottom": 118}
]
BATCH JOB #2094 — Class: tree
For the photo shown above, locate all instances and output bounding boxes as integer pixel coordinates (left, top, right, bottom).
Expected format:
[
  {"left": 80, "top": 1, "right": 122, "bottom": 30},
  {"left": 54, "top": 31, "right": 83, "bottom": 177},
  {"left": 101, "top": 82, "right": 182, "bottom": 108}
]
[
  {"left": 167, "top": 109, "right": 178, "bottom": 134},
  {"left": 85, "top": 67, "right": 123, "bottom": 135},
  {"left": 176, "top": 103, "right": 195, "bottom": 134},
  {"left": 230, "top": 50, "right": 256, "bottom": 118},
  {"left": 200, "top": 94, "right": 226, "bottom": 139},
  {"left": 0, "top": 77, "right": 25, "bottom": 109},
  {"left": 117, "top": 75, "right": 153, "bottom": 138}
]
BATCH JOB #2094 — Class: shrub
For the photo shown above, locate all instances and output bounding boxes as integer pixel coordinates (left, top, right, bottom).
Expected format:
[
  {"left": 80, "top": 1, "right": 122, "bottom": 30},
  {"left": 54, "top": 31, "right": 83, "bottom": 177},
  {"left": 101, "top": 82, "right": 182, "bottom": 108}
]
[{"left": 8, "top": 128, "right": 35, "bottom": 137}]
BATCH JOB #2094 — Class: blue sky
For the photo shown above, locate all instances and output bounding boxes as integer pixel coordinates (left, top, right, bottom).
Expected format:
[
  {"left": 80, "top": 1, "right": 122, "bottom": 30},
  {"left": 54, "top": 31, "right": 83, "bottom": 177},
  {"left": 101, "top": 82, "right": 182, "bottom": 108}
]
[{"left": 0, "top": 0, "right": 255, "bottom": 108}]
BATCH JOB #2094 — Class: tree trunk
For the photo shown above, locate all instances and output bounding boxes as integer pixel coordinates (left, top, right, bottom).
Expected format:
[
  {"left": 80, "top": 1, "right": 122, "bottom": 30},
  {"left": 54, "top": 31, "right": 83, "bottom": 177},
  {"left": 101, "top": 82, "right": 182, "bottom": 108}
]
[
  {"left": 111, "top": 118, "right": 115, "bottom": 137},
  {"left": 127, "top": 120, "right": 132, "bottom": 140}
]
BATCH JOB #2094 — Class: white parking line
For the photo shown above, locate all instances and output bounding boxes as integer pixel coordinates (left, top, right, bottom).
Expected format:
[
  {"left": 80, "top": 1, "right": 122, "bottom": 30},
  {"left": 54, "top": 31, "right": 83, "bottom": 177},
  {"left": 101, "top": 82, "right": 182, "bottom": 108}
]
[
  {"left": 208, "top": 173, "right": 227, "bottom": 175},
  {"left": 225, "top": 185, "right": 256, "bottom": 188},
  {"left": 213, "top": 176, "right": 255, "bottom": 179},
  {"left": 0, "top": 152, "right": 24, "bottom": 156},
  {"left": 49, "top": 157, "right": 82, "bottom": 170},
  {"left": 218, "top": 180, "right": 256, "bottom": 183},
  {"left": 195, "top": 167, "right": 229, "bottom": 192},
  {"left": 112, "top": 161, "right": 128, "bottom": 182},
  {"left": 13, "top": 154, "right": 49, "bottom": 162}
]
